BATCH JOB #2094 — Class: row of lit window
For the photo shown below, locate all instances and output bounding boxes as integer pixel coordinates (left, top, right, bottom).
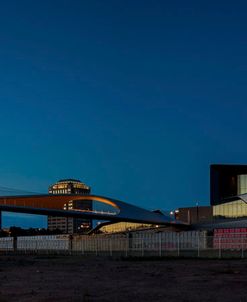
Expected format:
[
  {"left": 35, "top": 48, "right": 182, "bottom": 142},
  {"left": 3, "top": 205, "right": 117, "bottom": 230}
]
[
  {"left": 52, "top": 185, "right": 68, "bottom": 189},
  {"left": 100, "top": 222, "right": 151, "bottom": 233},
  {"left": 50, "top": 189, "right": 71, "bottom": 194},
  {"left": 48, "top": 218, "right": 73, "bottom": 221},
  {"left": 48, "top": 221, "right": 73, "bottom": 224},
  {"left": 237, "top": 175, "right": 247, "bottom": 195},
  {"left": 47, "top": 221, "right": 69, "bottom": 224},
  {"left": 213, "top": 199, "right": 247, "bottom": 218},
  {"left": 50, "top": 183, "right": 89, "bottom": 190},
  {"left": 73, "top": 184, "right": 89, "bottom": 189}
]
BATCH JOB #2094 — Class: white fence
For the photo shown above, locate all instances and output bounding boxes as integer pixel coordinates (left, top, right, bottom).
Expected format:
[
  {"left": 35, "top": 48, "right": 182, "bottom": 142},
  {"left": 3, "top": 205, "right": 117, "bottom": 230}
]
[
  {"left": 17, "top": 235, "right": 70, "bottom": 251},
  {"left": 0, "top": 231, "right": 247, "bottom": 258},
  {"left": 0, "top": 237, "right": 13, "bottom": 251}
]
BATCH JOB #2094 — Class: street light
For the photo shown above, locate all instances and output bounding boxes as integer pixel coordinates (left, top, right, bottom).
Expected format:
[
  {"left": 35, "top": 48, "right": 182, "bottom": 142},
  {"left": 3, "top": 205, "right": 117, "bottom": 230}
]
[{"left": 170, "top": 211, "right": 174, "bottom": 221}]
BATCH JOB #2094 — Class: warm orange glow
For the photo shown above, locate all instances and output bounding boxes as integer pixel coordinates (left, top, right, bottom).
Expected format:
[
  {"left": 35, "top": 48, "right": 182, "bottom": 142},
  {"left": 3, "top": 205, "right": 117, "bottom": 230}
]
[{"left": 0, "top": 195, "right": 120, "bottom": 211}]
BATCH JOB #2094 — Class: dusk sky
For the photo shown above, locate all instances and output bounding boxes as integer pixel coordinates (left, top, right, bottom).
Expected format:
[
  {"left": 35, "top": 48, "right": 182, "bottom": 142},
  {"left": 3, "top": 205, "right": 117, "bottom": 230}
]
[{"left": 1, "top": 1, "right": 247, "bottom": 227}]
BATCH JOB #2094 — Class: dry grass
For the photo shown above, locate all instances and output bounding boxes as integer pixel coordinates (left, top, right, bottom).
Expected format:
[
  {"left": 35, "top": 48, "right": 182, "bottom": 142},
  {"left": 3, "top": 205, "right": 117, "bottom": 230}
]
[{"left": 1, "top": 255, "right": 247, "bottom": 301}]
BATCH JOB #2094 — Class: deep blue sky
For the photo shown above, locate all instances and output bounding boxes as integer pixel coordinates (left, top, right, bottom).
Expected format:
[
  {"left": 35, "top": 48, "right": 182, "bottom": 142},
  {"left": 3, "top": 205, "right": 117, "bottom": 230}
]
[{"left": 1, "top": 0, "right": 247, "bottom": 227}]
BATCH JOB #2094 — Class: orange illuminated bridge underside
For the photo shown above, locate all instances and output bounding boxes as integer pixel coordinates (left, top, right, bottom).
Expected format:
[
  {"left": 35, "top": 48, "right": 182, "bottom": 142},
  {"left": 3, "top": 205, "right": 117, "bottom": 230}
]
[
  {"left": 0, "top": 194, "right": 173, "bottom": 225},
  {"left": 0, "top": 195, "right": 119, "bottom": 211}
]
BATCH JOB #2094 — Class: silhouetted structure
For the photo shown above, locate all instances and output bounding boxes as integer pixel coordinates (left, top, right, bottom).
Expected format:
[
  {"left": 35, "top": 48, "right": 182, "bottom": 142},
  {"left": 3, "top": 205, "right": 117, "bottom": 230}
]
[
  {"left": 175, "top": 206, "right": 212, "bottom": 224},
  {"left": 210, "top": 164, "right": 247, "bottom": 205}
]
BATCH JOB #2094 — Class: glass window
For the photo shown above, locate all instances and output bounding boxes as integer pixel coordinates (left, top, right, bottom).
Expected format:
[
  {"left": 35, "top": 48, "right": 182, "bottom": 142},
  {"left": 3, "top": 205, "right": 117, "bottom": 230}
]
[{"left": 238, "top": 175, "right": 247, "bottom": 195}]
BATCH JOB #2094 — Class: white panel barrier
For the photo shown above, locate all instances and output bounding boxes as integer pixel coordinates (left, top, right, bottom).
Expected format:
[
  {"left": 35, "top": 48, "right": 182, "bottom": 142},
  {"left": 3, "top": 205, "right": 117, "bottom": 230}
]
[
  {"left": 17, "top": 235, "right": 70, "bottom": 251},
  {"left": 0, "top": 231, "right": 247, "bottom": 258},
  {"left": 0, "top": 237, "right": 13, "bottom": 251}
]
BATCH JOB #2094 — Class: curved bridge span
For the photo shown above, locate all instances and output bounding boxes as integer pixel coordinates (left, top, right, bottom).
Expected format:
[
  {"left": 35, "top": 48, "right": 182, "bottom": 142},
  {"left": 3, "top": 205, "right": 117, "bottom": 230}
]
[{"left": 0, "top": 194, "right": 173, "bottom": 225}]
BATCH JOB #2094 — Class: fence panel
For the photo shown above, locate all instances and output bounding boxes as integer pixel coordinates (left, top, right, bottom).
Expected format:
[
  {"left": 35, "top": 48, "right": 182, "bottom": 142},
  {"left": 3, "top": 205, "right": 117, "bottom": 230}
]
[
  {"left": 0, "top": 237, "right": 13, "bottom": 252},
  {"left": 1, "top": 231, "right": 247, "bottom": 258}
]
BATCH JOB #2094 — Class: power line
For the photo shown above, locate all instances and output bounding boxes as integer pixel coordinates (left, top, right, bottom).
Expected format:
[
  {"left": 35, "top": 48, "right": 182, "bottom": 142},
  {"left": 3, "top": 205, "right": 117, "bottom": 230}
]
[{"left": 0, "top": 185, "right": 42, "bottom": 195}]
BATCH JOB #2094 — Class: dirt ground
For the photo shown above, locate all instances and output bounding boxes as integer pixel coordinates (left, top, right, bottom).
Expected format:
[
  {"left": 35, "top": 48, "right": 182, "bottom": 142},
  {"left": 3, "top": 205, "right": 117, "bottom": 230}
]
[{"left": 1, "top": 255, "right": 247, "bottom": 302}]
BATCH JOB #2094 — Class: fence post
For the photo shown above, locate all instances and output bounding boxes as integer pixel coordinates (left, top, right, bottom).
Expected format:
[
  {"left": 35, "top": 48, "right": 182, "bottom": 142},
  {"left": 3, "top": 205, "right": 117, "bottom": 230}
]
[
  {"left": 110, "top": 238, "right": 112, "bottom": 257},
  {"left": 142, "top": 238, "right": 144, "bottom": 257},
  {"left": 159, "top": 233, "right": 162, "bottom": 257},
  {"left": 69, "top": 235, "right": 73, "bottom": 255},
  {"left": 177, "top": 234, "right": 180, "bottom": 257},
  {"left": 197, "top": 235, "right": 200, "bottom": 258},
  {"left": 125, "top": 235, "right": 128, "bottom": 257},
  {"left": 81, "top": 239, "right": 84, "bottom": 255},
  {"left": 241, "top": 237, "right": 244, "bottom": 259},
  {"left": 13, "top": 236, "right": 17, "bottom": 253},
  {"left": 219, "top": 237, "right": 221, "bottom": 259},
  {"left": 95, "top": 238, "right": 98, "bottom": 256},
  {"left": 128, "top": 233, "right": 133, "bottom": 256}
]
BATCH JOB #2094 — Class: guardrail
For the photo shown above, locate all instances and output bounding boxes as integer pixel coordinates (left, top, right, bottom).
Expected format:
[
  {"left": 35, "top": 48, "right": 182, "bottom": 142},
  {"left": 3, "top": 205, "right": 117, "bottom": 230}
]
[{"left": 1, "top": 232, "right": 247, "bottom": 258}]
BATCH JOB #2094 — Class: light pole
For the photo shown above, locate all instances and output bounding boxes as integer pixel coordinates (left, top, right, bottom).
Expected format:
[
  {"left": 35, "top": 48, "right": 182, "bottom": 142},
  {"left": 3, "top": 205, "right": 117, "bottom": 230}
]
[{"left": 170, "top": 211, "right": 174, "bottom": 222}]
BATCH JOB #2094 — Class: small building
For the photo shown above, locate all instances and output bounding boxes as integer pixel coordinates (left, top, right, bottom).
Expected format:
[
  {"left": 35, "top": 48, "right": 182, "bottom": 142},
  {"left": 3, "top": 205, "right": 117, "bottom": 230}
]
[{"left": 175, "top": 206, "right": 213, "bottom": 224}]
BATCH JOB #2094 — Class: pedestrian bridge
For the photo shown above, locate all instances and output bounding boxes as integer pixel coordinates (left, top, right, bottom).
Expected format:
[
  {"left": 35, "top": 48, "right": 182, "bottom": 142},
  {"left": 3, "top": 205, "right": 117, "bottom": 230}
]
[{"left": 0, "top": 194, "right": 173, "bottom": 225}]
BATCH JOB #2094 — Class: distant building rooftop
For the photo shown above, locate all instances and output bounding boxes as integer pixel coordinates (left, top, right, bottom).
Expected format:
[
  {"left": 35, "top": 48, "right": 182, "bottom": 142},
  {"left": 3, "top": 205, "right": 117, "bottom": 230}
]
[
  {"left": 58, "top": 179, "right": 82, "bottom": 183},
  {"left": 49, "top": 179, "right": 91, "bottom": 193}
]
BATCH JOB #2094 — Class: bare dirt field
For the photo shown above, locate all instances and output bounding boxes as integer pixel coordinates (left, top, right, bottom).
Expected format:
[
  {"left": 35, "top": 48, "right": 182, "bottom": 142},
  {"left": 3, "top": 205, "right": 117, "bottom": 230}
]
[{"left": 1, "top": 255, "right": 247, "bottom": 302}]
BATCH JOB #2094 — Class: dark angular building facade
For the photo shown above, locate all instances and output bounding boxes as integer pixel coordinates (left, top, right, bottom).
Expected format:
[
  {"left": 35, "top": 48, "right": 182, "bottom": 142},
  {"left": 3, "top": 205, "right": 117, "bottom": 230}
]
[
  {"left": 210, "top": 164, "right": 247, "bottom": 205},
  {"left": 210, "top": 164, "right": 247, "bottom": 218}
]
